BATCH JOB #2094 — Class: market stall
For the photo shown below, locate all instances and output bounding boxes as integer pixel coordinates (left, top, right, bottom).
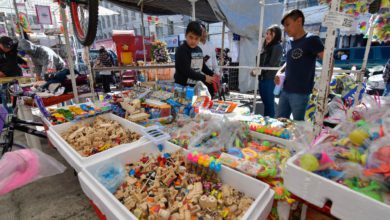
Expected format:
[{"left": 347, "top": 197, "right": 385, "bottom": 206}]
[{"left": 2, "top": 0, "right": 390, "bottom": 219}]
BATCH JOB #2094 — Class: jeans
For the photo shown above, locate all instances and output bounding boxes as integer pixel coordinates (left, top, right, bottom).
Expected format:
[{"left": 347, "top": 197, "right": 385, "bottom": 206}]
[
  {"left": 101, "top": 74, "right": 112, "bottom": 93},
  {"left": 259, "top": 79, "right": 275, "bottom": 117},
  {"left": 42, "top": 69, "right": 70, "bottom": 90},
  {"left": 383, "top": 82, "right": 390, "bottom": 96},
  {"left": 277, "top": 90, "right": 310, "bottom": 121}
]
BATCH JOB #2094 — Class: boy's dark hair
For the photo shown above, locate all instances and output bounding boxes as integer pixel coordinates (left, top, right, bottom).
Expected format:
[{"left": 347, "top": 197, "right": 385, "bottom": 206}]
[
  {"left": 0, "top": 36, "right": 17, "bottom": 49},
  {"left": 281, "top": 9, "right": 305, "bottom": 26},
  {"left": 186, "top": 21, "right": 202, "bottom": 37}
]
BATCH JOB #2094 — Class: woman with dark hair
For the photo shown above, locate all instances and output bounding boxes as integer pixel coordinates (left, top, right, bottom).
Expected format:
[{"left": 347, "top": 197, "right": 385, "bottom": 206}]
[{"left": 255, "top": 25, "right": 283, "bottom": 117}]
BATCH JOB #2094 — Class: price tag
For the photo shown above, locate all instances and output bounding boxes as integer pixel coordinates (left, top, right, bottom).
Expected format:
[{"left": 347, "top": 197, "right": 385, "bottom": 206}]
[{"left": 323, "top": 11, "right": 354, "bottom": 30}]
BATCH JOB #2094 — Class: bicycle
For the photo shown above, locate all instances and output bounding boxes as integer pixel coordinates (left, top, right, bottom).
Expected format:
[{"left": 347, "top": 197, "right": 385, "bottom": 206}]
[
  {"left": 0, "top": 80, "right": 47, "bottom": 157},
  {"left": 59, "top": 0, "right": 99, "bottom": 46}
]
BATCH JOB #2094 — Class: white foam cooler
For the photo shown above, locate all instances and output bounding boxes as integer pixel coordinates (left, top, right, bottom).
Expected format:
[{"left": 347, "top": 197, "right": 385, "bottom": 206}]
[
  {"left": 284, "top": 153, "right": 390, "bottom": 220},
  {"left": 48, "top": 113, "right": 147, "bottom": 172},
  {"left": 78, "top": 141, "right": 275, "bottom": 220}
]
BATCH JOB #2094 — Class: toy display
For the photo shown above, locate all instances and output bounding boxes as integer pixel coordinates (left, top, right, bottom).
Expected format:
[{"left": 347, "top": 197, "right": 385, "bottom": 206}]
[
  {"left": 248, "top": 122, "right": 292, "bottom": 140},
  {"left": 60, "top": 116, "right": 141, "bottom": 157},
  {"left": 105, "top": 149, "right": 254, "bottom": 219},
  {"left": 47, "top": 103, "right": 112, "bottom": 124},
  {"left": 294, "top": 118, "right": 390, "bottom": 205},
  {"left": 120, "top": 99, "right": 150, "bottom": 123}
]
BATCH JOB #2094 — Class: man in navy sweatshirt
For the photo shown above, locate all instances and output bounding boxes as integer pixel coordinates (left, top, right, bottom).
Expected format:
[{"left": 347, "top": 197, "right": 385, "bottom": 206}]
[{"left": 174, "top": 21, "right": 218, "bottom": 97}]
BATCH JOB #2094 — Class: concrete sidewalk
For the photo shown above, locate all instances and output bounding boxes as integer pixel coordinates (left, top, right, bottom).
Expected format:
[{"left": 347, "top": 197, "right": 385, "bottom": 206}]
[{"left": 0, "top": 132, "right": 98, "bottom": 220}]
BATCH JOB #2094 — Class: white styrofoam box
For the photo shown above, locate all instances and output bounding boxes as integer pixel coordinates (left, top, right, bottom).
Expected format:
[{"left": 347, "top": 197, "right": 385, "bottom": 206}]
[
  {"left": 48, "top": 113, "right": 147, "bottom": 172},
  {"left": 78, "top": 141, "right": 274, "bottom": 220},
  {"left": 284, "top": 153, "right": 390, "bottom": 220}
]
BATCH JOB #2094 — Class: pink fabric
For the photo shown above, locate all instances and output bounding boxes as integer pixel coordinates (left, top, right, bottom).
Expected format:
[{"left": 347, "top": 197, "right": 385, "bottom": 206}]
[{"left": 0, "top": 150, "right": 40, "bottom": 195}]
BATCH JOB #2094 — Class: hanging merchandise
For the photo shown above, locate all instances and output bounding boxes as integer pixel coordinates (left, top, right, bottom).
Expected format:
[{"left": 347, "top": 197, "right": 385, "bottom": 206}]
[
  {"left": 369, "top": 2, "right": 390, "bottom": 43},
  {"left": 15, "top": 12, "right": 32, "bottom": 34}
]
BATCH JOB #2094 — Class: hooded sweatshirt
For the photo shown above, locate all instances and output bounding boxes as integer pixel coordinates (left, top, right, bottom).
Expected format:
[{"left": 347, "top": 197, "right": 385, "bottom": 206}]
[{"left": 18, "top": 39, "right": 65, "bottom": 78}]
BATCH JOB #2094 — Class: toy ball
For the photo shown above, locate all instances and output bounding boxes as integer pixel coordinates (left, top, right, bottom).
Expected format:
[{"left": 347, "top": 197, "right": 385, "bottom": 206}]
[
  {"left": 348, "top": 129, "right": 369, "bottom": 146},
  {"left": 300, "top": 154, "right": 320, "bottom": 172},
  {"left": 262, "top": 141, "right": 270, "bottom": 147}
]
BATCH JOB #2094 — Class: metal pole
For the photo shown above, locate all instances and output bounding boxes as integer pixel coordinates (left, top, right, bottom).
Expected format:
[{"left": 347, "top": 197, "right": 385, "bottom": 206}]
[
  {"left": 189, "top": 0, "right": 198, "bottom": 21},
  {"left": 220, "top": 22, "right": 225, "bottom": 69},
  {"left": 84, "top": 46, "right": 96, "bottom": 99},
  {"left": 140, "top": 1, "right": 147, "bottom": 63},
  {"left": 59, "top": 3, "right": 79, "bottom": 103},
  {"left": 252, "top": 0, "right": 265, "bottom": 114},
  {"left": 12, "top": 0, "right": 24, "bottom": 39},
  {"left": 313, "top": 0, "right": 341, "bottom": 135},
  {"left": 353, "top": 14, "right": 377, "bottom": 107}
]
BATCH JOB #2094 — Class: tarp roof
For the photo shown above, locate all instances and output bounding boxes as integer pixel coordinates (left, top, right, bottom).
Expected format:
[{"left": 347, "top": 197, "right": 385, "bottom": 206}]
[{"left": 108, "top": 0, "right": 219, "bottom": 22}]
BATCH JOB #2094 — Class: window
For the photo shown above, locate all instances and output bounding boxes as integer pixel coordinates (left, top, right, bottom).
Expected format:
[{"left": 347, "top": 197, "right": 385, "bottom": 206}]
[
  {"left": 107, "top": 16, "right": 111, "bottom": 28},
  {"left": 307, "top": 0, "right": 318, "bottom": 7},
  {"left": 124, "top": 10, "right": 129, "bottom": 22},
  {"left": 168, "top": 20, "right": 174, "bottom": 35},
  {"left": 102, "top": 17, "right": 106, "bottom": 29},
  {"left": 131, "top": 11, "right": 136, "bottom": 20},
  {"left": 156, "top": 26, "right": 164, "bottom": 38},
  {"left": 118, "top": 14, "right": 122, "bottom": 26},
  {"left": 113, "top": 15, "right": 117, "bottom": 27}
]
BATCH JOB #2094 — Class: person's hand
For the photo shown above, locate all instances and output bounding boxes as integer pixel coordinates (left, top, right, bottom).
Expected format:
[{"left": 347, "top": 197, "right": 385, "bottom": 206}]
[
  {"left": 250, "top": 69, "right": 256, "bottom": 77},
  {"left": 205, "top": 75, "right": 214, "bottom": 84},
  {"left": 0, "top": 71, "right": 6, "bottom": 77},
  {"left": 274, "top": 75, "right": 280, "bottom": 85},
  {"left": 251, "top": 69, "right": 260, "bottom": 77}
]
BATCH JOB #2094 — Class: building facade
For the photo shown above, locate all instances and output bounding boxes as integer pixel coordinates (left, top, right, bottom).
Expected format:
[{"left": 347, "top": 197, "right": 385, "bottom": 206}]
[{"left": 96, "top": 1, "right": 190, "bottom": 41}]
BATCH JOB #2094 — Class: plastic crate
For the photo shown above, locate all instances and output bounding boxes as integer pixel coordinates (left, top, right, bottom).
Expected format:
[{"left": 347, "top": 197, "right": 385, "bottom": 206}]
[
  {"left": 284, "top": 153, "right": 390, "bottom": 220},
  {"left": 47, "top": 113, "right": 147, "bottom": 172},
  {"left": 78, "top": 141, "right": 275, "bottom": 220}
]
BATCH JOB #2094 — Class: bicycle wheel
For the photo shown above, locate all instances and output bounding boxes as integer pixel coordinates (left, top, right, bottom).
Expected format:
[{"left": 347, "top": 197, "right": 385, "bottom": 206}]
[{"left": 69, "top": 0, "right": 99, "bottom": 46}]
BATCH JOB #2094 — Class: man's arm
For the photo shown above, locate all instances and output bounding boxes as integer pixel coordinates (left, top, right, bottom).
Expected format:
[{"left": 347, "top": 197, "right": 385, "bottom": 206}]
[{"left": 202, "top": 61, "right": 214, "bottom": 76}]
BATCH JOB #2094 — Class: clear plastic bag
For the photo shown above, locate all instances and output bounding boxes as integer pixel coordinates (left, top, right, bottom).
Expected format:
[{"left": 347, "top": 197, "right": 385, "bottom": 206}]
[
  {"left": 0, "top": 149, "right": 66, "bottom": 196},
  {"left": 193, "top": 81, "right": 211, "bottom": 99},
  {"left": 95, "top": 161, "right": 125, "bottom": 193}
]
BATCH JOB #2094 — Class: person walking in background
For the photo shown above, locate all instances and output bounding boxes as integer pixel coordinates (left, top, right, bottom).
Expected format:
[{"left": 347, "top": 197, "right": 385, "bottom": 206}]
[
  {"left": 253, "top": 25, "right": 283, "bottom": 117},
  {"left": 383, "top": 58, "right": 390, "bottom": 96},
  {"left": 199, "top": 24, "right": 219, "bottom": 74},
  {"left": 275, "top": 9, "right": 324, "bottom": 120},
  {"left": 95, "top": 46, "right": 113, "bottom": 93}
]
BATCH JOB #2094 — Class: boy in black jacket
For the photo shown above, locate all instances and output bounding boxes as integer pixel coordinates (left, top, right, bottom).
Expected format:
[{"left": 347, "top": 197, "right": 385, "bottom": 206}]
[{"left": 174, "top": 21, "right": 218, "bottom": 96}]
